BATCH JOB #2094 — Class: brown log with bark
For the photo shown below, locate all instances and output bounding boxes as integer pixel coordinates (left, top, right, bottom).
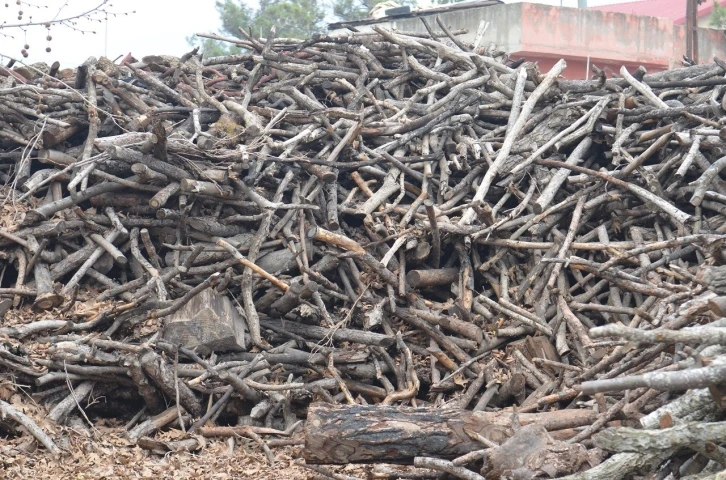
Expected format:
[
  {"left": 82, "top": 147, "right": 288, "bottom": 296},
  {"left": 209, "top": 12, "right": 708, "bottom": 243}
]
[{"left": 303, "top": 403, "right": 597, "bottom": 464}]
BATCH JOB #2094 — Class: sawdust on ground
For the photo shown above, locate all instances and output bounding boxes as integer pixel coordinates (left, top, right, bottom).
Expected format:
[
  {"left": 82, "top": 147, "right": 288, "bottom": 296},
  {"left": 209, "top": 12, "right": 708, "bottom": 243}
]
[{"left": 0, "top": 428, "right": 381, "bottom": 479}]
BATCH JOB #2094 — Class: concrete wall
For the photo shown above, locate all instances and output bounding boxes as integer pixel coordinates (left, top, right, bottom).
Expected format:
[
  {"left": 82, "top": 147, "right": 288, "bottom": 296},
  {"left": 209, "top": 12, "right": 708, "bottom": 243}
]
[
  {"left": 329, "top": 3, "right": 525, "bottom": 53},
  {"left": 518, "top": 4, "right": 673, "bottom": 66},
  {"left": 697, "top": 28, "right": 726, "bottom": 61},
  {"left": 532, "top": 56, "right": 663, "bottom": 80},
  {"left": 329, "top": 3, "right": 726, "bottom": 79},
  {"left": 673, "top": 24, "right": 726, "bottom": 64}
]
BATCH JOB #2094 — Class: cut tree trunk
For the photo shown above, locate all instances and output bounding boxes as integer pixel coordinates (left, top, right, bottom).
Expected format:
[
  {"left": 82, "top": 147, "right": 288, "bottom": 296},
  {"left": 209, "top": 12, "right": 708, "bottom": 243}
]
[
  {"left": 303, "top": 403, "right": 597, "bottom": 464},
  {"left": 162, "top": 288, "right": 249, "bottom": 355}
]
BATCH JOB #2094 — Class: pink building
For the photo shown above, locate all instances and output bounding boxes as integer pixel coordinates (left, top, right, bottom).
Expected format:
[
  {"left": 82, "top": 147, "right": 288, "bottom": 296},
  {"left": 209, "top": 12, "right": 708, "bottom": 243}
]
[
  {"left": 593, "top": 0, "right": 717, "bottom": 27},
  {"left": 329, "top": 0, "right": 726, "bottom": 79}
]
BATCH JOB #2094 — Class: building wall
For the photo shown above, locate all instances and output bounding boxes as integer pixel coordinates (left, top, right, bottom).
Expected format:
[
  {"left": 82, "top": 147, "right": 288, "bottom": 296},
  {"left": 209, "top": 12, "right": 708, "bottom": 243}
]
[
  {"left": 430, "top": 3, "right": 526, "bottom": 52},
  {"left": 527, "top": 55, "right": 667, "bottom": 79},
  {"left": 698, "top": 27, "right": 726, "bottom": 60},
  {"left": 332, "top": 3, "right": 526, "bottom": 52},
  {"left": 329, "top": 2, "right": 726, "bottom": 79},
  {"left": 673, "top": 24, "right": 726, "bottom": 63},
  {"left": 518, "top": 4, "right": 674, "bottom": 66}
]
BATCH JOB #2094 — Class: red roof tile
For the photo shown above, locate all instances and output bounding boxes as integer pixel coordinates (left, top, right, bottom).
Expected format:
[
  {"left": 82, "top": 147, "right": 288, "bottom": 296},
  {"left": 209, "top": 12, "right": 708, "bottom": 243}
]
[{"left": 592, "top": 0, "right": 715, "bottom": 24}]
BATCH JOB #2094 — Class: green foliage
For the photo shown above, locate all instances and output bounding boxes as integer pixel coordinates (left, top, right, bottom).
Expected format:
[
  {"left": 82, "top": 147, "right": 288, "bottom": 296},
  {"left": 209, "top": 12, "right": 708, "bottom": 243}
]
[
  {"left": 710, "top": 0, "right": 726, "bottom": 29},
  {"left": 216, "top": 0, "right": 256, "bottom": 37},
  {"left": 254, "top": 0, "right": 326, "bottom": 38},
  {"left": 189, "top": 0, "right": 326, "bottom": 55},
  {"left": 190, "top": 0, "right": 437, "bottom": 54}
]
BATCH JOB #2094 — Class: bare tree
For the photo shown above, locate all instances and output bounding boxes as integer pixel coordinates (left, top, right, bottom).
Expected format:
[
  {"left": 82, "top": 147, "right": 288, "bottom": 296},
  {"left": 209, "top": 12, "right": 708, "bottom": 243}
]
[{"left": 0, "top": 1, "right": 131, "bottom": 57}]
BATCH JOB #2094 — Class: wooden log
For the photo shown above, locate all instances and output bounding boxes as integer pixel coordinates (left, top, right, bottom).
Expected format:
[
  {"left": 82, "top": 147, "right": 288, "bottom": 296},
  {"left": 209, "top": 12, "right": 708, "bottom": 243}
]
[
  {"left": 0, "top": 399, "right": 60, "bottom": 454},
  {"left": 149, "top": 182, "right": 179, "bottom": 209},
  {"left": 162, "top": 287, "right": 249, "bottom": 355},
  {"left": 41, "top": 119, "right": 85, "bottom": 148},
  {"left": 308, "top": 226, "right": 366, "bottom": 255},
  {"left": 406, "top": 267, "right": 459, "bottom": 288},
  {"left": 480, "top": 424, "right": 589, "bottom": 479},
  {"left": 127, "top": 406, "right": 183, "bottom": 443},
  {"left": 138, "top": 348, "right": 202, "bottom": 417},
  {"left": 37, "top": 149, "right": 76, "bottom": 167},
  {"left": 303, "top": 403, "right": 597, "bottom": 464},
  {"left": 269, "top": 279, "right": 319, "bottom": 316},
  {"left": 701, "top": 265, "right": 726, "bottom": 294},
  {"left": 48, "top": 380, "right": 96, "bottom": 423},
  {"left": 106, "top": 145, "right": 191, "bottom": 181},
  {"left": 31, "top": 260, "right": 63, "bottom": 311},
  {"left": 131, "top": 163, "right": 168, "bottom": 184},
  {"left": 26, "top": 235, "right": 63, "bottom": 311},
  {"left": 256, "top": 248, "right": 298, "bottom": 274},
  {"left": 261, "top": 318, "right": 395, "bottom": 348},
  {"left": 123, "top": 356, "right": 166, "bottom": 414},
  {"left": 179, "top": 178, "right": 235, "bottom": 198}
]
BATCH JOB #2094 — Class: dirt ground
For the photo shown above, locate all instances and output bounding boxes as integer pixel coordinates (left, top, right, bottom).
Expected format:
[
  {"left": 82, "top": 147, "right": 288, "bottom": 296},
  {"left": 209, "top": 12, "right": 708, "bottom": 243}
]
[
  {"left": 1, "top": 433, "right": 298, "bottom": 479},
  {"left": 0, "top": 424, "right": 430, "bottom": 480},
  {"left": 0, "top": 428, "right": 384, "bottom": 480}
]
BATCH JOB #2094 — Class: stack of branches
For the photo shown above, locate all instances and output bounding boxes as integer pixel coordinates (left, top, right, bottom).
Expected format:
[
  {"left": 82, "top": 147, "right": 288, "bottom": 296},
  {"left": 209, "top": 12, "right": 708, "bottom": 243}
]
[{"left": 0, "top": 18, "right": 726, "bottom": 479}]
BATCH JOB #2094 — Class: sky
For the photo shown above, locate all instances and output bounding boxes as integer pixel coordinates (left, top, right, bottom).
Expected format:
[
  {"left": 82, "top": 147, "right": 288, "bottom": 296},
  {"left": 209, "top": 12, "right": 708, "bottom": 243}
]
[
  {"left": 0, "top": 0, "right": 633, "bottom": 68},
  {"left": 1, "top": 0, "right": 222, "bottom": 67}
]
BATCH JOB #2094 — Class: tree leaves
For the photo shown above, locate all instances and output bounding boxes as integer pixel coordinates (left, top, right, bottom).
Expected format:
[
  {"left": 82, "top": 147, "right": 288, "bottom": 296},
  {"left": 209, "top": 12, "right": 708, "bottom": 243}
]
[
  {"left": 710, "top": 0, "right": 726, "bottom": 29},
  {"left": 189, "top": 0, "right": 326, "bottom": 55}
]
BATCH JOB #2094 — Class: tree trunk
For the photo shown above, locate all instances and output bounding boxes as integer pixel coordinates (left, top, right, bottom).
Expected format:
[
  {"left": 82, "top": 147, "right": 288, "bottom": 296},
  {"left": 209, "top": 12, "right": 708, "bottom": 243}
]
[{"left": 303, "top": 403, "right": 597, "bottom": 464}]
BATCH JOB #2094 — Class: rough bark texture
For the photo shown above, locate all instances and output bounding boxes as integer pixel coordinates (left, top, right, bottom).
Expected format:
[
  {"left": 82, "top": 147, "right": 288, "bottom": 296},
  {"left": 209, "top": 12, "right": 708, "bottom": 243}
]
[
  {"left": 162, "top": 288, "right": 248, "bottom": 355},
  {"left": 303, "top": 403, "right": 597, "bottom": 464}
]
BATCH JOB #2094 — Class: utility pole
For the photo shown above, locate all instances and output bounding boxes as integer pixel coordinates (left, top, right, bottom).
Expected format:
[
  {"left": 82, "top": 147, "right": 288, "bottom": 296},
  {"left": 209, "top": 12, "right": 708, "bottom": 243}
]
[
  {"left": 693, "top": 0, "right": 699, "bottom": 63},
  {"left": 686, "top": 0, "right": 699, "bottom": 63}
]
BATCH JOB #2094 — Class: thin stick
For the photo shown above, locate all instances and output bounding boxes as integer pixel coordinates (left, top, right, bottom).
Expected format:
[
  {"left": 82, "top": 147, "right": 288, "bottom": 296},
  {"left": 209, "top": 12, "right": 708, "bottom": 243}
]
[{"left": 0, "top": 399, "right": 60, "bottom": 454}]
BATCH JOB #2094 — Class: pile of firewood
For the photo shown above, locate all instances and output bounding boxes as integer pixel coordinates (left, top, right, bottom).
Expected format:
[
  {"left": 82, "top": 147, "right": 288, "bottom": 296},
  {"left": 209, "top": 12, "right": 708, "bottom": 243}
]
[{"left": 1, "top": 20, "right": 726, "bottom": 479}]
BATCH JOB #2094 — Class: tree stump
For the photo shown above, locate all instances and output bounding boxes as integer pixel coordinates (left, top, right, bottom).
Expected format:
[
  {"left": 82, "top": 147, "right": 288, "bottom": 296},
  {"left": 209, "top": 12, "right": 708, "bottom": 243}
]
[{"left": 162, "top": 288, "right": 248, "bottom": 355}]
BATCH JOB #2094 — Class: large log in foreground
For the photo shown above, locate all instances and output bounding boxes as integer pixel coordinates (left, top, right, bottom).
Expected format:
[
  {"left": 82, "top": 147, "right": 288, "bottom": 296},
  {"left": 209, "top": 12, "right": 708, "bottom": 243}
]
[{"left": 304, "top": 403, "right": 598, "bottom": 464}]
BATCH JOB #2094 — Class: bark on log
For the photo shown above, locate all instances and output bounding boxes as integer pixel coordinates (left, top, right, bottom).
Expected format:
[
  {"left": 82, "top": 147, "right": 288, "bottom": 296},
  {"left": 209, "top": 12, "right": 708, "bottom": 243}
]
[
  {"left": 303, "top": 403, "right": 597, "bottom": 464},
  {"left": 138, "top": 348, "right": 202, "bottom": 417},
  {"left": 701, "top": 265, "right": 726, "bottom": 294},
  {"left": 162, "top": 288, "right": 249, "bottom": 355}
]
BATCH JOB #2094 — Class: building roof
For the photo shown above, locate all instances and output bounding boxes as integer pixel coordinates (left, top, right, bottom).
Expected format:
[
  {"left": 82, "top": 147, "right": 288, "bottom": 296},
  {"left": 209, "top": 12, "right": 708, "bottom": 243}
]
[
  {"left": 328, "top": 0, "right": 502, "bottom": 30},
  {"left": 591, "top": 0, "right": 715, "bottom": 24}
]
